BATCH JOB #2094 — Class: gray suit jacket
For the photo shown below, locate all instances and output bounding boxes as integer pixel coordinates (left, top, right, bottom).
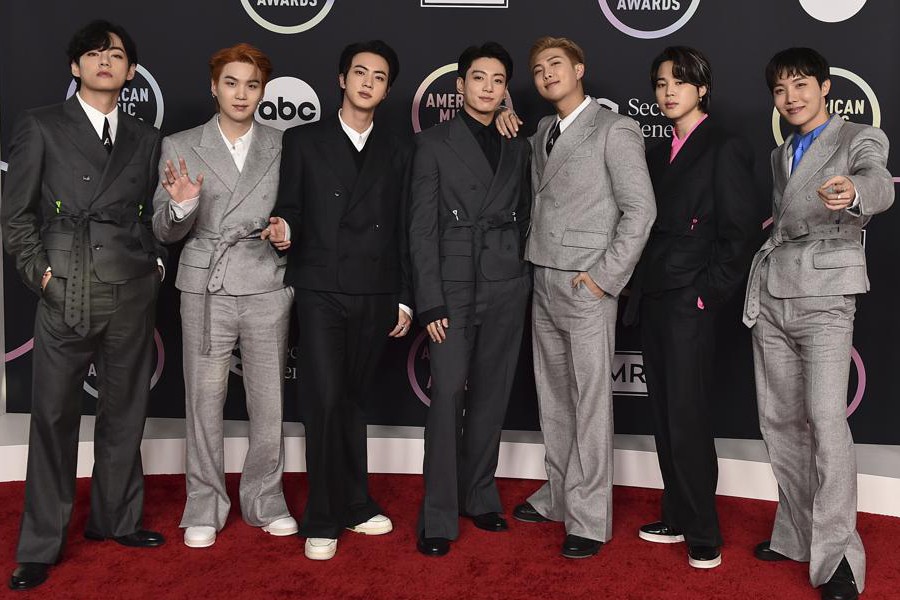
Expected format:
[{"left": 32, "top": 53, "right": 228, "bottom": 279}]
[
  {"left": 743, "top": 118, "right": 893, "bottom": 323},
  {"left": 152, "top": 116, "right": 286, "bottom": 295},
  {"left": 525, "top": 100, "right": 656, "bottom": 296}
]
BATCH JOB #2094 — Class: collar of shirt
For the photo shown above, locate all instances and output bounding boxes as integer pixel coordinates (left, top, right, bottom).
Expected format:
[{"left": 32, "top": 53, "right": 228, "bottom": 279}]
[
  {"left": 338, "top": 109, "right": 374, "bottom": 151},
  {"left": 669, "top": 113, "right": 709, "bottom": 163},
  {"left": 792, "top": 116, "right": 832, "bottom": 155},
  {"left": 556, "top": 95, "right": 592, "bottom": 134},
  {"left": 217, "top": 116, "right": 254, "bottom": 172},
  {"left": 76, "top": 92, "right": 119, "bottom": 142},
  {"left": 459, "top": 108, "right": 494, "bottom": 138}
]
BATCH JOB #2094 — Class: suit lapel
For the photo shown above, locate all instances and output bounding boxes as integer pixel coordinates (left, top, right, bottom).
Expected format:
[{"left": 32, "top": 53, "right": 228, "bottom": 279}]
[
  {"left": 531, "top": 117, "right": 553, "bottom": 187},
  {"left": 224, "top": 124, "right": 279, "bottom": 218},
  {"left": 446, "top": 114, "right": 494, "bottom": 191},
  {"left": 779, "top": 118, "right": 843, "bottom": 217},
  {"left": 481, "top": 134, "right": 517, "bottom": 216},
  {"left": 92, "top": 110, "right": 140, "bottom": 202},
  {"left": 58, "top": 97, "right": 110, "bottom": 173},
  {"left": 345, "top": 124, "right": 389, "bottom": 214},
  {"left": 316, "top": 118, "right": 358, "bottom": 196},
  {"left": 194, "top": 116, "right": 240, "bottom": 193},
  {"left": 538, "top": 101, "right": 598, "bottom": 191}
]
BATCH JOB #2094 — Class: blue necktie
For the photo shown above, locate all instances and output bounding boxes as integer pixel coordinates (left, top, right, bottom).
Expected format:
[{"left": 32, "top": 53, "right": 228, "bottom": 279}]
[{"left": 791, "top": 135, "right": 807, "bottom": 174}]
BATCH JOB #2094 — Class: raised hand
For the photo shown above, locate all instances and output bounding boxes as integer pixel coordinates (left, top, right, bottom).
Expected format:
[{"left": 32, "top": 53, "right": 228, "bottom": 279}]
[{"left": 161, "top": 157, "right": 204, "bottom": 203}]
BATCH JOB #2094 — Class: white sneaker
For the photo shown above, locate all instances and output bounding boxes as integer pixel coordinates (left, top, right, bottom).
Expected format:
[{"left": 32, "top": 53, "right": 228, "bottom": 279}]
[
  {"left": 304, "top": 537, "right": 337, "bottom": 560},
  {"left": 347, "top": 514, "right": 393, "bottom": 536},
  {"left": 262, "top": 516, "right": 298, "bottom": 536},
  {"left": 184, "top": 526, "right": 216, "bottom": 548}
]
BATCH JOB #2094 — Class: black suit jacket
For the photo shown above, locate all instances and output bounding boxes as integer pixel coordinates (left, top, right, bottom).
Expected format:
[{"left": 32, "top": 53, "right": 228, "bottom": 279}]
[
  {"left": 631, "top": 119, "right": 760, "bottom": 310},
  {"left": 409, "top": 114, "right": 531, "bottom": 325},
  {"left": 1, "top": 97, "right": 163, "bottom": 295},
  {"left": 271, "top": 116, "right": 413, "bottom": 306}
]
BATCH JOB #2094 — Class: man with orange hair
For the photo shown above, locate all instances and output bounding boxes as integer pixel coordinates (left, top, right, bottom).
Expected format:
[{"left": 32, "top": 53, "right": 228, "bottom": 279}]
[
  {"left": 152, "top": 43, "right": 297, "bottom": 549},
  {"left": 509, "top": 37, "right": 655, "bottom": 558}
]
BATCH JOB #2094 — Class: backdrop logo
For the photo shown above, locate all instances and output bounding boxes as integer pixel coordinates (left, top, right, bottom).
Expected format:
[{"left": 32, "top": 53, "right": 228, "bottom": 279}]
[
  {"left": 82, "top": 330, "right": 165, "bottom": 398},
  {"left": 598, "top": 0, "right": 700, "bottom": 39},
  {"left": 66, "top": 65, "right": 165, "bottom": 129},
  {"left": 771, "top": 67, "right": 881, "bottom": 145},
  {"left": 799, "top": 0, "right": 866, "bottom": 22},
  {"left": 421, "top": 0, "right": 508, "bottom": 6},
  {"left": 411, "top": 63, "right": 514, "bottom": 133},
  {"left": 612, "top": 351, "right": 647, "bottom": 396},
  {"left": 256, "top": 76, "right": 321, "bottom": 130},
  {"left": 241, "top": 0, "right": 334, "bottom": 34},
  {"left": 230, "top": 346, "right": 300, "bottom": 380},
  {"left": 626, "top": 97, "right": 674, "bottom": 139}
]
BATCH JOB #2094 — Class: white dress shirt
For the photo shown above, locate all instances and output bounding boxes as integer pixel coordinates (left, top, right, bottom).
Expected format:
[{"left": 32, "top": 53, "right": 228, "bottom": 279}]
[
  {"left": 556, "top": 95, "right": 593, "bottom": 134},
  {"left": 76, "top": 92, "right": 118, "bottom": 142}
]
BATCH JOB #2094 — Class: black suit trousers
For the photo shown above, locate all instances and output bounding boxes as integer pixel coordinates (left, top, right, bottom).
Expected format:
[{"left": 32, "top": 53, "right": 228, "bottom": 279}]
[
  {"left": 294, "top": 289, "right": 395, "bottom": 539},
  {"left": 17, "top": 271, "right": 159, "bottom": 564},
  {"left": 640, "top": 285, "right": 722, "bottom": 547},
  {"left": 417, "top": 277, "right": 530, "bottom": 539}
]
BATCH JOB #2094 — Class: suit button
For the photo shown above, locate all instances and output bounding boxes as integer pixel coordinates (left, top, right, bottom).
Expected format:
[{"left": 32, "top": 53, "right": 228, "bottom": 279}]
[
  {"left": 795, "top": 258, "right": 801, "bottom": 265},
  {"left": 550, "top": 232, "right": 556, "bottom": 238},
  {"left": 554, "top": 202, "right": 560, "bottom": 208},
  {"left": 92, "top": 244, "right": 103, "bottom": 250},
  {"left": 334, "top": 191, "right": 342, "bottom": 197},
  {"left": 374, "top": 224, "right": 380, "bottom": 230},
  {"left": 82, "top": 175, "right": 91, "bottom": 182}
]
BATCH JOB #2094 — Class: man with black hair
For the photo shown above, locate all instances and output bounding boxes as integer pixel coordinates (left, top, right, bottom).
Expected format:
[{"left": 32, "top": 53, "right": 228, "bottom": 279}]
[
  {"left": 268, "top": 39, "right": 412, "bottom": 561},
  {"left": 1, "top": 20, "right": 165, "bottom": 591},
  {"left": 744, "top": 47, "right": 893, "bottom": 600},
  {"left": 409, "top": 41, "right": 531, "bottom": 557}
]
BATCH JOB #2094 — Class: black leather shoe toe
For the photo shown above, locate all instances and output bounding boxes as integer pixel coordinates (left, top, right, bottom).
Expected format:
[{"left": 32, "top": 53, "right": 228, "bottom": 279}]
[
  {"left": 638, "top": 521, "right": 685, "bottom": 543},
  {"left": 85, "top": 529, "right": 165, "bottom": 547},
  {"left": 688, "top": 545, "right": 722, "bottom": 569},
  {"left": 417, "top": 535, "right": 450, "bottom": 557},
  {"left": 9, "top": 563, "right": 49, "bottom": 591},
  {"left": 754, "top": 540, "right": 790, "bottom": 562},
  {"left": 820, "top": 558, "right": 858, "bottom": 600},
  {"left": 513, "top": 502, "right": 550, "bottom": 523},
  {"left": 561, "top": 534, "right": 602, "bottom": 559},
  {"left": 471, "top": 512, "right": 508, "bottom": 532}
]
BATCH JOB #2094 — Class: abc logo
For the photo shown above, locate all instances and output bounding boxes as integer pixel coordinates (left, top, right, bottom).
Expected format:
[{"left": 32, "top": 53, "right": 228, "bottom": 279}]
[{"left": 256, "top": 76, "right": 321, "bottom": 130}]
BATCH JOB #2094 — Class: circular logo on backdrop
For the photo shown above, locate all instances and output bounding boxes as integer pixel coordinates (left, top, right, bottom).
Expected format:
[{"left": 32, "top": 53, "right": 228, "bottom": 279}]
[
  {"left": 240, "top": 0, "right": 334, "bottom": 34},
  {"left": 255, "top": 76, "right": 321, "bottom": 130},
  {"left": 406, "top": 330, "right": 433, "bottom": 406},
  {"left": 411, "top": 63, "right": 514, "bottom": 133},
  {"left": 771, "top": 67, "right": 881, "bottom": 145},
  {"left": 597, "top": 0, "right": 700, "bottom": 39},
  {"left": 66, "top": 65, "right": 165, "bottom": 129},
  {"left": 799, "top": 0, "right": 866, "bottom": 22}
]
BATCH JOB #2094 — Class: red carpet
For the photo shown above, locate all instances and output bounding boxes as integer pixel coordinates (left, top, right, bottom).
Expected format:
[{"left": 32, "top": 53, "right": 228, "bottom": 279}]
[{"left": 1, "top": 474, "right": 899, "bottom": 599}]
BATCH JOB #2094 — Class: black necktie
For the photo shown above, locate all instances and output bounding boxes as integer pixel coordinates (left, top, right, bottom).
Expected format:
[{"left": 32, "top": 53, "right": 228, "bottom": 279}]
[
  {"left": 102, "top": 117, "right": 113, "bottom": 153},
  {"left": 545, "top": 121, "right": 561, "bottom": 156}
]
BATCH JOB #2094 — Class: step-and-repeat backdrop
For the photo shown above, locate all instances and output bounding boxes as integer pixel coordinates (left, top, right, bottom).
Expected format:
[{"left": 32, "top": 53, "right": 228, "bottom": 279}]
[{"left": 2, "top": 0, "right": 897, "bottom": 443}]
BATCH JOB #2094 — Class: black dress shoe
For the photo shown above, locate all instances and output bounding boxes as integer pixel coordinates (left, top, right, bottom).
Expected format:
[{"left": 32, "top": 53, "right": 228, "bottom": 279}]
[
  {"left": 513, "top": 502, "right": 550, "bottom": 523},
  {"left": 417, "top": 535, "right": 450, "bottom": 557},
  {"left": 638, "top": 521, "right": 685, "bottom": 543},
  {"left": 84, "top": 529, "right": 165, "bottom": 547},
  {"left": 9, "top": 563, "right": 49, "bottom": 591},
  {"left": 820, "top": 558, "right": 858, "bottom": 600},
  {"left": 561, "top": 534, "right": 602, "bottom": 559},
  {"left": 688, "top": 545, "right": 722, "bottom": 569},
  {"left": 470, "top": 512, "right": 508, "bottom": 532},
  {"left": 754, "top": 540, "right": 790, "bottom": 562}
]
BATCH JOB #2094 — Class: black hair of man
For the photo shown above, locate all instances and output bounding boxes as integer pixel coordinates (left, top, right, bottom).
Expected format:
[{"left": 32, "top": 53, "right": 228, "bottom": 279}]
[
  {"left": 650, "top": 46, "right": 712, "bottom": 112},
  {"left": 338, "top": 40, "right": 400, "bottom": 87},
  {"left": 457, "top": 42, "right": 513, "bottom": 82},
  {"left": 765, "top": 47, "right": 830, "bottom": 93},
  {"left": 67, "top": 19, "right": 138, "bottom": 91}
]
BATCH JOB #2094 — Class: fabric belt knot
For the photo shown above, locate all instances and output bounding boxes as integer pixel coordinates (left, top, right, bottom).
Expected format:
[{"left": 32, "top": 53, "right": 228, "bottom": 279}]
[
  {"left": 742, "top": 221, "right": 862, "bottom": 328},
  {"left": 57, "top": 208, "right": 138, "bottom": 337},
  {"left": 446, "top": 212, "right": 518, "bottom": 338},
  {"left": 199, "top": 217, "right": 269, "bottom": 354}
]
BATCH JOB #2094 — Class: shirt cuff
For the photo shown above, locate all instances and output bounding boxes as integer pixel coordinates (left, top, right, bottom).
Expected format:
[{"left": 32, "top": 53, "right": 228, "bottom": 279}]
[
  {"left": 845, "top": 191, "right": 861, "bottom": 216},
  {"left": 282, "top": 218, "right": 291, "bottom": 241},
  {"left": 399, "top": 303, "right": 412, "bottom": 318},
  {"left": 170, "top": 195, "right": 199, "bottom": 221},
  {"left": 156, "top": 258, "right": 166, "bottom": 281}
]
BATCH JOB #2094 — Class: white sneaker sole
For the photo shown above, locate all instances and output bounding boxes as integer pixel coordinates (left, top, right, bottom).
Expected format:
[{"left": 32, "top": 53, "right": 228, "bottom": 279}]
[
  {"left": 304, "top": 546, "right": 336, "bottom": 560},
  {"left": 347, "top": 522, "right": 393, "bottom": 536},
  {"left": 263, "top": 524, "right": 299, "bottom": 537},
  {"left": 639, "top": 530, "right": 685, "bottom": 544},
  {"left": 184, "top": 537, "right": 215, "bottom": 549},
  {"left": 688, "top": 554, "right": 722, "bottom": 569}
]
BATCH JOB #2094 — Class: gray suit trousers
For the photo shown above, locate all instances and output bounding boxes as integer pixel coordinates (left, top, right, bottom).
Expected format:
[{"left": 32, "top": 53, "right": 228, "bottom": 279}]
[
  {"left": 179, "top": 288, "right": 293, "bottom": 530},
  {"left": 528, "top": 266, "right": 617, "bottom": 542},
  {"left": 753, "top": 279, "right": 864, "bottom": 592}
]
